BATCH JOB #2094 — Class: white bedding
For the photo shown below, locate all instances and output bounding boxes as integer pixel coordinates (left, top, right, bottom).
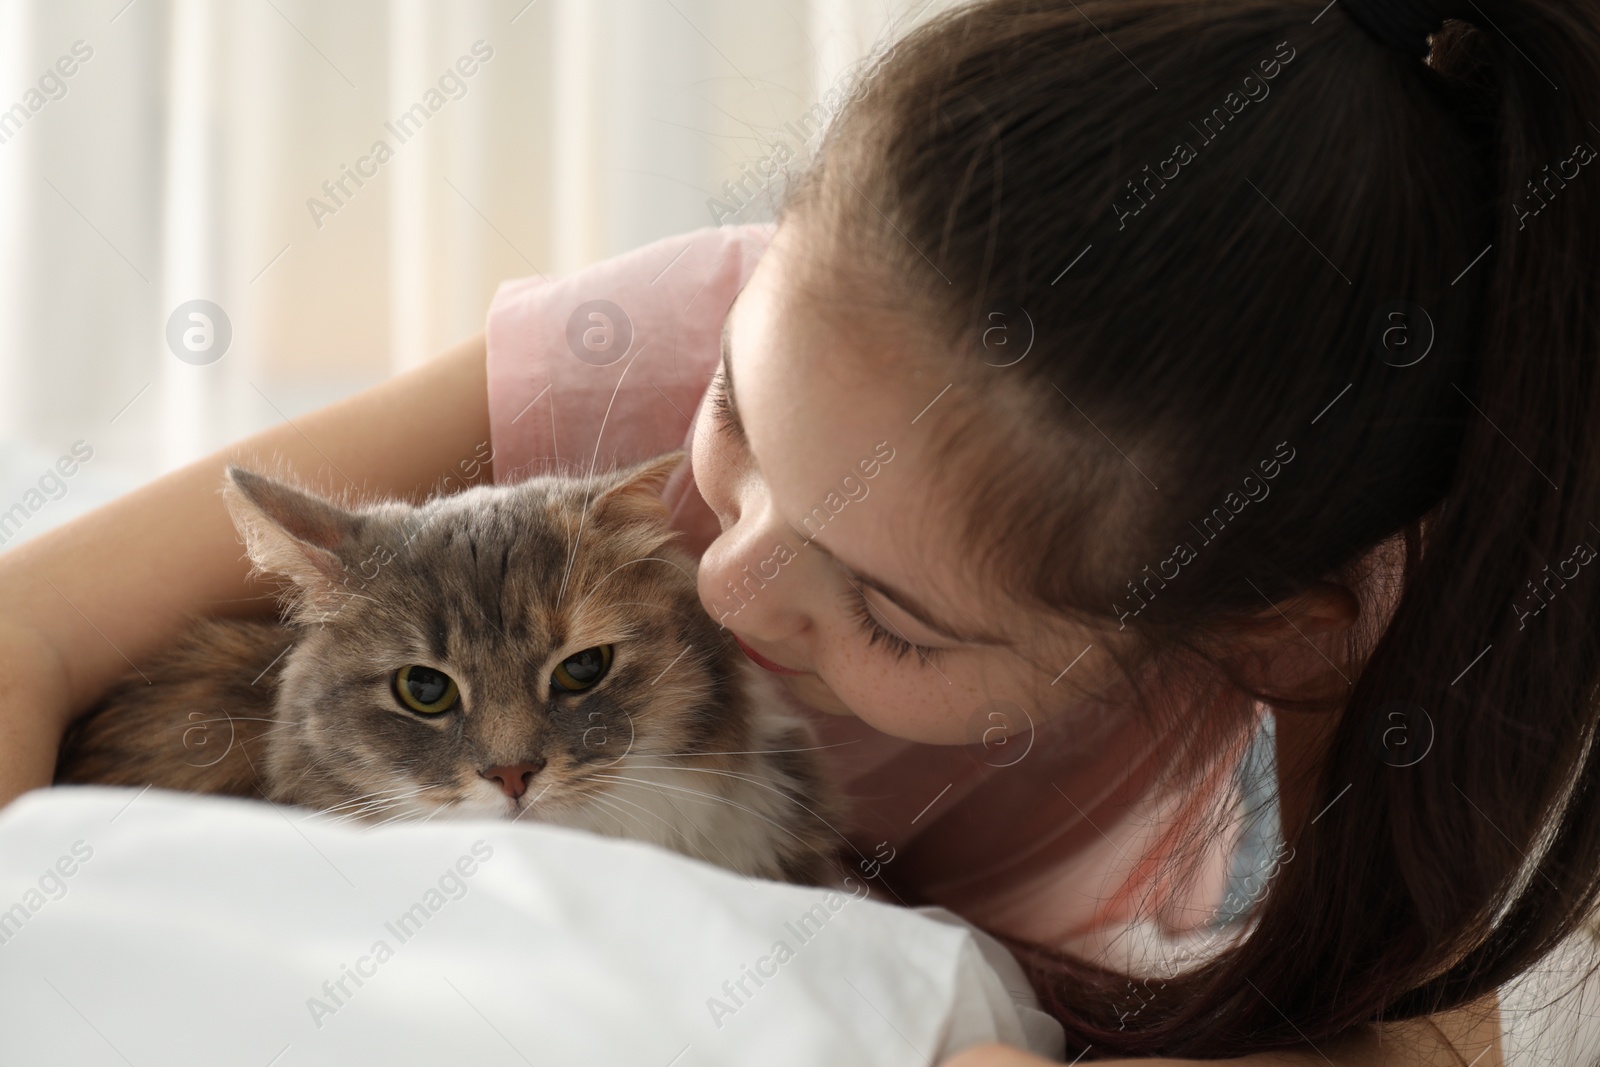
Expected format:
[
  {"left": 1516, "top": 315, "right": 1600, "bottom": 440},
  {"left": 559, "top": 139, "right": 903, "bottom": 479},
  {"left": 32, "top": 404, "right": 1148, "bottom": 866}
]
[{"left": 0, "top": 786, "right": 1065, "bottom": 1066}]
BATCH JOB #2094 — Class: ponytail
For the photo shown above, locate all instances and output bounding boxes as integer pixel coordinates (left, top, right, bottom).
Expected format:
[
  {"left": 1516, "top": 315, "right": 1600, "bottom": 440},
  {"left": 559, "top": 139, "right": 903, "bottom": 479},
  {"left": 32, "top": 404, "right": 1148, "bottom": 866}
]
[
  {"left": 1007, "top": 1, "right": 1600, "bottom": 1055},
  {"left": 799, "top": 0, "right": 1600, "bottom": 1056}
]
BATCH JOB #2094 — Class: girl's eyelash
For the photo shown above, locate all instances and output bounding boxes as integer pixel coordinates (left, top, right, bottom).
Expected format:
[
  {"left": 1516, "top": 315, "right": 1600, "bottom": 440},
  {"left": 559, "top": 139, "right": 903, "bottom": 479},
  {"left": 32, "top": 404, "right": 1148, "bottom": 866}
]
[
  {"left": 841, "top": 587, "right": 944, "bottom": 666},
  {"left": 710, "top": 374, "right": 740, "bottom": 437}
]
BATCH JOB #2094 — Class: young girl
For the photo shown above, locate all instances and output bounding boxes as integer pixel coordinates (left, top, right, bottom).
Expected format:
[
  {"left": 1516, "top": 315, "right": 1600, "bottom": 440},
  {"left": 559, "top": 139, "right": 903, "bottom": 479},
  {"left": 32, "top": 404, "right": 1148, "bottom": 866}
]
[{"left": 4, "top": 0, "right": 1598, "bottom": 1063}]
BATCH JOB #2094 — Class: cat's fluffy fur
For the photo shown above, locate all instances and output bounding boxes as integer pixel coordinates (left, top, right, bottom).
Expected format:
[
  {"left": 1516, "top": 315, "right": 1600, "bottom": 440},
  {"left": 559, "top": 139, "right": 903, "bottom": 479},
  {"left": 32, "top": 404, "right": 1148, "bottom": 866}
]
[{"left": 56, "top": 454, "right": 845, "bottom": 885}]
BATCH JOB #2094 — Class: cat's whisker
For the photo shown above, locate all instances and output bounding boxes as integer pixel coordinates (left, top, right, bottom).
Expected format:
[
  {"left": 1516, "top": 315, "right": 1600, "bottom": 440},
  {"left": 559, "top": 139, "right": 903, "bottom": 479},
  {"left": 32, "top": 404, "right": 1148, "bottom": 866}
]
[
  {"left": 338, "top": 804, "right": 402, "bottom": 828},
  {"left": 630, "top": 739, "right": 865, "bottom": 760},
  {"left": 333, "top": 792, "right": 419, "bottom": 824},
  {"left": 334, "top": 796, "right": 432, "bottom": 824},
  {"left": 317, "top": 804, "right": 395, "bottom": 826},
  {"left": 363, "top": 783, "right": 457, "bottom": 825},
  {"left": 320, "top": 810, "right": 375, "bottom": 827},
  {"left": 318, "top": 784, "right": 432, "bottom": 816},
  {"left": 318, "top": 783, "right": 424, "bottom": 808},
  {"left": 397, "top": 791, "right": 467, "bottom": 826},
  {"left": 414, "top": 802, "right": 449, "bottom": 825},
  {"left": 584, "top": 791, "right": 664, "bottom": 839},
  {"left": 235, "top": 721, "right": 304, "bottom": 748},
  {"left": 341, "top": 783, "right": 429, "bottom": 804},
  {"left": 554, "top": 481, "right": 592, "bottom": 609},
  {"left": 589, "top": 772, "right": 839, "bottom": 856},
  {"left": 612, "top": 763, "right": 786, "bottom": 789},
  {"left": 568, "top": 556, "right": 698, "bottom": 619},
  {"left": 250, "top": 723, "right": 305, "bottom": 746},
  {"left": 309, "top": 787, "right": 437, "bottom": 826},
  {"left": 364, "top": 805, "right": 430, "bottom": 830},
  {"left": 590, "top": 787, "right": 768, "bottom": 890},
  {"left": 155, "top": 714, "right": 282, "bottom": 736},
  {"left": 275, "top": 744, "right": 342, "bottom": 798},
  {"left": 605, "top": 763, "right": 866, "bottom": 858},
  {"left": 592, "top": 787, "right": 686, "bottom": 833}
]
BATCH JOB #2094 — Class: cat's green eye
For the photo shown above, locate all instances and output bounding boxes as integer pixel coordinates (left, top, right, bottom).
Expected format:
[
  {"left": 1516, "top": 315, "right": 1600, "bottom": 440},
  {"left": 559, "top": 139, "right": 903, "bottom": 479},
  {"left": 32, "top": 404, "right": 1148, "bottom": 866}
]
[
  {"left": 393, "top": 665, "right": 459, "bottom": 715},
  {"left": 551, "top": 645, "right": 613, "bottom": 693}
]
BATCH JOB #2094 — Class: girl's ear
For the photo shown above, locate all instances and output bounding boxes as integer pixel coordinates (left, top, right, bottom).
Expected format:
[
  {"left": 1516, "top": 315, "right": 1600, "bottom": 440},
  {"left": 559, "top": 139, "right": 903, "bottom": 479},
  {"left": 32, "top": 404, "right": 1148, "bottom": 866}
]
[
  {"left": 1238, "top": 580, "right": 1361, "bottom": 640},
  {"left": 1220, "top": 580, "right": 1361, "bottom": 700},
  {"left": 590, "top": 450, "right": 686, "bottom": 526},
  {"left": 222, "top": 466, "right": 364, "bottom": 608}
]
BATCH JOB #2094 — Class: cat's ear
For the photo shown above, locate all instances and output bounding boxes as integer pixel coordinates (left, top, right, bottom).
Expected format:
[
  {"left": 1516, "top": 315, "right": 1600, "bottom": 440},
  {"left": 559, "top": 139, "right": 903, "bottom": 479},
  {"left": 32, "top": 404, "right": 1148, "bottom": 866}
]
[
  {"left": 222, "top": 466, "right": 363, "bottom": 605},
  {"left": 590, "top": 450, "right": 685, "bottom": 527}
]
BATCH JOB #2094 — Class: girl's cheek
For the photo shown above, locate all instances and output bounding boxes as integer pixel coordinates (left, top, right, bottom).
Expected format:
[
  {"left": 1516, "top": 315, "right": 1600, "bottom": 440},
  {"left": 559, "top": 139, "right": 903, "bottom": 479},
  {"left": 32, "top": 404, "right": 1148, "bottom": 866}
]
[
  {"left": 817, "top": 651, "right": 955, "bottom": 741},
  {"left": 833, "top": 661, "right": 1007, "bottom": 746},
  {"left": 845, "top": 682, "right": 967, "bottom": 743}
]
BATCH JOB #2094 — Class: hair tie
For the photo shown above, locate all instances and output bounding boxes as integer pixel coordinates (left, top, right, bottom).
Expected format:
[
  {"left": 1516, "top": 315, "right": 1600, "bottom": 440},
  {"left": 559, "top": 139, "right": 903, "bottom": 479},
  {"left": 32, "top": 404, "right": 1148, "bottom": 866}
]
[{"left": 1338, "top": 0, "right": 1454, "bottom": 57}]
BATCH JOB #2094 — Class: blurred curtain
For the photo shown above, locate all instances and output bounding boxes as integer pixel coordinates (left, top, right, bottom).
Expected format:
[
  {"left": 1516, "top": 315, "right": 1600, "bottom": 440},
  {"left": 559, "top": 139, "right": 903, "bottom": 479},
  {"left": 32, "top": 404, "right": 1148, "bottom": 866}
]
[{"left": 0, "top": 0, "right": 944, "bottom": 546}]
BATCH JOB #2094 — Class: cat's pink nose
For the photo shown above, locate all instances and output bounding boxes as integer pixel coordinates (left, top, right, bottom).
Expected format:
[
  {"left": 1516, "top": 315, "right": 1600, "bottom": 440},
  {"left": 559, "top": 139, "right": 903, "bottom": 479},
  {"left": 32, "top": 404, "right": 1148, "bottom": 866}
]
[{"left": 481, "top": 760, "right": 546, "bottom": 799}]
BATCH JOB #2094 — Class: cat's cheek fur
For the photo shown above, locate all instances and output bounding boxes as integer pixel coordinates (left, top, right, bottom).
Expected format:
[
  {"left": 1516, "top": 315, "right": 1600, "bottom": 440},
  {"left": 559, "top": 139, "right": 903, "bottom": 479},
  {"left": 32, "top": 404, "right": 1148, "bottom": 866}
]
[
  {"left": 529, "top": 662, "right": 845, "bottom": 884},
  {"left": 60, "top": 457, "right": 848, "bottom": 887}
]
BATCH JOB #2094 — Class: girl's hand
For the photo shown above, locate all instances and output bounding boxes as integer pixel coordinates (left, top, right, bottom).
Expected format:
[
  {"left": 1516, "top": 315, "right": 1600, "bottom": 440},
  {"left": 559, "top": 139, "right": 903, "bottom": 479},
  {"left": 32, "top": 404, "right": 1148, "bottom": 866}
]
[{"left": 0, "top": 331, "right": 492, "bottom": 808}]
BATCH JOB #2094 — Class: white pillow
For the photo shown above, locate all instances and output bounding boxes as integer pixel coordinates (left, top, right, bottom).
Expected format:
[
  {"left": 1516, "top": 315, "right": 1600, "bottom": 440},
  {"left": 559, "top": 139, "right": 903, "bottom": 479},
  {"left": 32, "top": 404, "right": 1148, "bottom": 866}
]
[{"left": 0, "top": 786, "right": 1064, "bottom": 1067}]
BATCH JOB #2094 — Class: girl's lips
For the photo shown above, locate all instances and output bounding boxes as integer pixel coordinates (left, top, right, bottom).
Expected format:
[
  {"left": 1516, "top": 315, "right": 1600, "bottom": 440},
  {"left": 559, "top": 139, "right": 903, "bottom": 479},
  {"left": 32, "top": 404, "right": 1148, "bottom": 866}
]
[{"left": 732, "top": 635, "right": 808, "bottom": 675}]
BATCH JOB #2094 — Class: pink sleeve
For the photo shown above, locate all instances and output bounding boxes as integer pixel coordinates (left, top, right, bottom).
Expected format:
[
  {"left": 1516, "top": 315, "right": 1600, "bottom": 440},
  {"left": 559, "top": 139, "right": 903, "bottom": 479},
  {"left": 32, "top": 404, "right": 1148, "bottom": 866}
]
[{"left": 485, "top": 223, "right": 776, "bottom": 556}]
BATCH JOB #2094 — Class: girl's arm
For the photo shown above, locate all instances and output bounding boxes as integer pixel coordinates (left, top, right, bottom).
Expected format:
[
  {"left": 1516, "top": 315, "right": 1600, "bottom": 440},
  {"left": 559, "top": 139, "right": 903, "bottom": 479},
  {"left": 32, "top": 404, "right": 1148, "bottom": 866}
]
[{"left": 0, "top": 331, "right": 492, "bottom": 808}]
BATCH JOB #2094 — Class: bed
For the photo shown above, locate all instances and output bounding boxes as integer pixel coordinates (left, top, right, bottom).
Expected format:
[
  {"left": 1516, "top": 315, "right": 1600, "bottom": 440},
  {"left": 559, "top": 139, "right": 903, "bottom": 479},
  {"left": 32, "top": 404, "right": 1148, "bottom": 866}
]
[{"left": 0, "top": 785, "right": 1065, "bottom": 1066}]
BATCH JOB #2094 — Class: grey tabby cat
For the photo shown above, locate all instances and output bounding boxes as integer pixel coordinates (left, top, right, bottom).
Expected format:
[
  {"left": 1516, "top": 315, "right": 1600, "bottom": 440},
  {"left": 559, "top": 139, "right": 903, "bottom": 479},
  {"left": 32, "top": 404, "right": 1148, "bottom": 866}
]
[{"left": 56, "top": 453, "right": 845, "bottom": 885}]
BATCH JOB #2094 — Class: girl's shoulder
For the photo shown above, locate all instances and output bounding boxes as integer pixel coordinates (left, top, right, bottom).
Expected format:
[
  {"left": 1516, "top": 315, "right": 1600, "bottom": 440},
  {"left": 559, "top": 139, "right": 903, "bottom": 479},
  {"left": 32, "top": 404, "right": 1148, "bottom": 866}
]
[{"left": 485, "top": 223, "right": 775, "bottom": 488}]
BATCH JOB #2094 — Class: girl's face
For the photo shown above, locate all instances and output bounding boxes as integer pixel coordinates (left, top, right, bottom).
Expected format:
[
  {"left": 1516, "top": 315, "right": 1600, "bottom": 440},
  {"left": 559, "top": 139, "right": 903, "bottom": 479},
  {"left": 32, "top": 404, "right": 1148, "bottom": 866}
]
[{"left": 691, "top": 221, "right": 1121, "bottom": 745}]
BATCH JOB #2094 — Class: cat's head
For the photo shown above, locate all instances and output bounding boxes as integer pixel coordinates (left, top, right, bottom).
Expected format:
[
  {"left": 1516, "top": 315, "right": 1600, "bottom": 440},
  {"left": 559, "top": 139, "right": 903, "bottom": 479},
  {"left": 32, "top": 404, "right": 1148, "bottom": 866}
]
[{"left": 221, "top": 453, "right": 756, "bottom": 825}]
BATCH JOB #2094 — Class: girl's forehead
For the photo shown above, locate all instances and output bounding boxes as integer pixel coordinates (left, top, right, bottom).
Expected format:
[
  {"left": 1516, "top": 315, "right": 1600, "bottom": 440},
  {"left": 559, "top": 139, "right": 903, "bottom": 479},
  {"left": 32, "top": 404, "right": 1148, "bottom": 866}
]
[
  {"left": 731, "top": 226, "right": 1035, "bottom": 646},
  {"left": 738, "top": 220, "right": 952, "bottom": 421}
]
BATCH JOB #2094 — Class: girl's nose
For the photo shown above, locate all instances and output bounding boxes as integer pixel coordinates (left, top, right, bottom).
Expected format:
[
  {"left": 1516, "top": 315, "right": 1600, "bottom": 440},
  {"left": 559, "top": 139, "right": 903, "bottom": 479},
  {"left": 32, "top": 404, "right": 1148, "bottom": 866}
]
[{"left": 701, "top": 537, "right": 814, "bottom": 644}]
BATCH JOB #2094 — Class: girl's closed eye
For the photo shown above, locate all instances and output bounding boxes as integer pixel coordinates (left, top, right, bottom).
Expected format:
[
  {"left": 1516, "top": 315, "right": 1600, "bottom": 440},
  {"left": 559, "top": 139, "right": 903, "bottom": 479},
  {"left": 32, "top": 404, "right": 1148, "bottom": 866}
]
[
  {"left": 840, "top": 586, "right": 946, "bottom": 665},
  {"left": 709, "top": 373, "right": 740, "bottom": 439}
]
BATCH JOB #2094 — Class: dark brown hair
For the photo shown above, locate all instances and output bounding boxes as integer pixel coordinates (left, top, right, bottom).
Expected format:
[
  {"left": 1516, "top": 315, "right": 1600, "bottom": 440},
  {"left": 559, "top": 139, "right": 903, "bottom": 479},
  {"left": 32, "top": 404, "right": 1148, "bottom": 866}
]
[{"left": 782, "top": 0, "right": 1600, "bottom": 1057}]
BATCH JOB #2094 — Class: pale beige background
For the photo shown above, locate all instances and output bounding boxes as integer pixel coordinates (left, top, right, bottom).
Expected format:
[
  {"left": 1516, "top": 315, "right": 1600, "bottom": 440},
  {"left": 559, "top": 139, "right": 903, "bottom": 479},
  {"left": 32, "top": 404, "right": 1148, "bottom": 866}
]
[{"left": 0, "top": 0, "right": 953, "bottom": 547}]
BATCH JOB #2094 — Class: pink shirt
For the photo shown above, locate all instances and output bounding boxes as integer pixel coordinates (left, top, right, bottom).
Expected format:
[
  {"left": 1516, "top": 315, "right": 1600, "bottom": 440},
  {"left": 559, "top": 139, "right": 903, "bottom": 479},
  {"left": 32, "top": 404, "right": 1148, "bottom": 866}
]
[{"left": 485, "top": 224, "right": 1255, "bottom": 970}]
